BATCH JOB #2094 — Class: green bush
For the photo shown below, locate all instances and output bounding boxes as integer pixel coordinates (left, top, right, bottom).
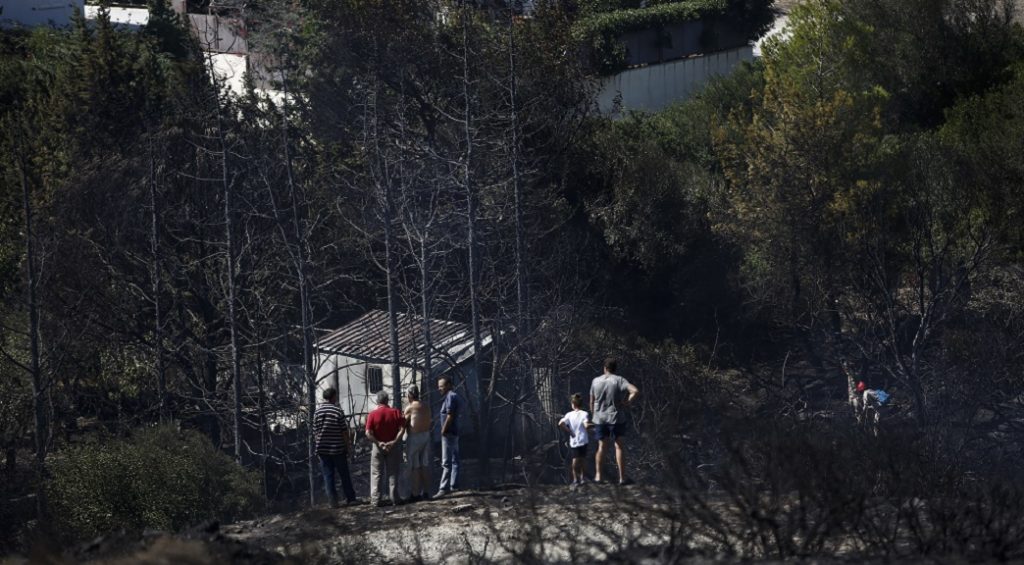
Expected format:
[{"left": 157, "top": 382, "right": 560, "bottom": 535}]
[
  {"left": 573, "top": 0, "right": 727, "bottom": 73},
  {"left": 47, "top": 426, "right": 262, "bottom": 542}
]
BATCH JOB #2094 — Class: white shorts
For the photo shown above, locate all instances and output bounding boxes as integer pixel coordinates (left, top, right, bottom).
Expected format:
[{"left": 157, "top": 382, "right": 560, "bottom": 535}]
[{"left": 406, "top": 431, "right": 431, "bottom": 469}]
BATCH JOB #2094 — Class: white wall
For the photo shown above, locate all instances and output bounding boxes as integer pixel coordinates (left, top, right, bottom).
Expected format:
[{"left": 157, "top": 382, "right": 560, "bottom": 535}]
[
  {"left": 83, "top": 5, "right": 148, "bottom": 29},
  {"left": 1, "top": 0, "right": 83, "bottom": 28},
  {"left": 598, "top": 45, "right": 754, "bottom": 115},
  {"left": 315, "top": 354, "right": 424, "bottom": 427}
]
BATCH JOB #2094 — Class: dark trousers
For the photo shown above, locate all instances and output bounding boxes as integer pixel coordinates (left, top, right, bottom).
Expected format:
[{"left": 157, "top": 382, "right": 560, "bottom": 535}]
[{"left": 319, "top": 453, "right": 356, "bottom": 505}]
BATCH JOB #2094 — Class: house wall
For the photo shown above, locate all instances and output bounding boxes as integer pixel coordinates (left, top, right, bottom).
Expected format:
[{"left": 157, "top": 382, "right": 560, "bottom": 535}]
[
  {"left": 598, "top": 45, "right": 754, "bottom": 115},
  {"left": 313, "top": 352, "right": 486, "bottom": 439},
  {"left": 620, "top": 21, "right": 704, "bottom": 67},
  {"left": 188, "top": 13, "right": 247, "bottom": 54},
  {"left": 1, "top": 0, "right": 84, "bottom": 28},
  {"left": 314, "top": 354, "right": 431, "bottom": 427}
]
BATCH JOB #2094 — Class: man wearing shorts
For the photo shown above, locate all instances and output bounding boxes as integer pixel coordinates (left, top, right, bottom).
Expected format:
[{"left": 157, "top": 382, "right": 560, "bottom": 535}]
[
  {"left": 590, "top": 357, "right": 639, "bottom": 485},
  {"left": 403, "top": 385, "right": 432, "bottom": 502}
]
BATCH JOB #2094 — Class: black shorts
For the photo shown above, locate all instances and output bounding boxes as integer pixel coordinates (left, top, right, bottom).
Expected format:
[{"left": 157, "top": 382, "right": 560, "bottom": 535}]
[
  {"left": 569, "top": 444, "right": 588, "bottom": 459},
  {"left": 595, "top": 422, "right": 627, "bottom": 440}
]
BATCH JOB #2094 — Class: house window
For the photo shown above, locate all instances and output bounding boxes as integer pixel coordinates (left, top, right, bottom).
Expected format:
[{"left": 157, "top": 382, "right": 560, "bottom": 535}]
[{"left": 366, "top": 366, "right": 383, "bottom": 394}]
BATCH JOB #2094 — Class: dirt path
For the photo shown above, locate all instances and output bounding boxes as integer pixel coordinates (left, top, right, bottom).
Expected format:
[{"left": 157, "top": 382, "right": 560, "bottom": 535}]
[{"left": 223, "top": 485, "right": 674, "bottom": 563}]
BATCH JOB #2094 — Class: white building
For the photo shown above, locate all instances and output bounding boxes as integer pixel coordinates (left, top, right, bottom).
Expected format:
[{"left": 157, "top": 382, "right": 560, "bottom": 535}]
[{"left": 315, "top": 310, "right": 492, "bottom": 436}]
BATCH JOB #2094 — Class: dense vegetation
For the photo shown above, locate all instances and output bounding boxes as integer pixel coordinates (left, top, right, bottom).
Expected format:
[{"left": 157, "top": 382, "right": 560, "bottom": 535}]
[
  {"left": 572, "top": 0, "right": 775, "bottom": 72},
  {"left": 47, "top": 427, "right": 262, "bottom": 541},
  {"left": 2, "top": 0, "right": 1023, "bottom": 559}
]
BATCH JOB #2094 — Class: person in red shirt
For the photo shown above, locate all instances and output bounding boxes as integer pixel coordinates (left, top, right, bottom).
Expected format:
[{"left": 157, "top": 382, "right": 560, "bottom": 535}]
[{"left": 365, "top": 390, "right": 406, "bottom": 506}]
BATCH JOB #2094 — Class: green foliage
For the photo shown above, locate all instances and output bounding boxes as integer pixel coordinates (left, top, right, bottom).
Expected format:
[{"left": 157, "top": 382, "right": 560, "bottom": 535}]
[
  {"left": 575, "top": 0, "right": 643, "bottom": 15},
  {"left": 572, "top": 0, "right": 774, "bottom": 74},
  {"left": 46, "top": 426, "right": 262, "bottom": 542},
  {"left": 762, "top": 0, "right": 1024, "bottom": 130},
  {"left": 573, "top": 0, "right": 727, "bottom": 72},
  {"left": 574, "top": 0, "right": 724, "bottom": 27},
  {"left": 940, "top": 63, "right": 1024, "bottom": 253},
  {"left": 698, "top": 0, "right": 1024, "bottom": 418}
]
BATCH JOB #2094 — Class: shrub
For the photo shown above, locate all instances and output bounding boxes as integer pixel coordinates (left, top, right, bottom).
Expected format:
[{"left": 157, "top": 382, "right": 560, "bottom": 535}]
[
  {"left": 47, "top": 426, "right": 262, "bottom": 542},
  {"left": 572, "top": 0, "right": 727, "bottom": 73},
  {"left": 660, "top": 420, "right": 1024, "bottom": 560}
]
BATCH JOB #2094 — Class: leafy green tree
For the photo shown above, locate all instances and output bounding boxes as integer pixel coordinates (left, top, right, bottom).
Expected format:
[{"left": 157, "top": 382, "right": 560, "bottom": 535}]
[{"left": 711, "top": 0, "right": 1024, "bottom": 421}]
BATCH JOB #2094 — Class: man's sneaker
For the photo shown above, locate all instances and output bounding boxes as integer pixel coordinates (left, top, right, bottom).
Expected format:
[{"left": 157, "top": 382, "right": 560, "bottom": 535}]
[
  {"left": 569, "top": 481, "right": 580, "bottom": 491},
  {"left": 433, "top": 489, "right": 448, "bottom": 499},
  {"left": 618, "top": 478, "right": 635, "bottom": 486}
]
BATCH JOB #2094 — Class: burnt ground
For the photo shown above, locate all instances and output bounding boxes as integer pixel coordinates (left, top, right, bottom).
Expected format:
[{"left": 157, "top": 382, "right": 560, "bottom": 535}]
[
  {"left": 222, "top": 483, "right": 675, "bottom": 563},
  {"left": 3, "top": 484, "right": 681, "bottom": 564}
]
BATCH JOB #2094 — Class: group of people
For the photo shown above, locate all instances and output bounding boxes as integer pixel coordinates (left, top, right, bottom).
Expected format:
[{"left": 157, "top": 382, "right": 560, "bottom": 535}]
[
  {"left": 313, "top": 357, "right": 642, "bottom": 507},
  {"left": 558, "top": 357, "right": 640, "bottom": 488},
  {"left": 312, "top": 376, "right": 462, "bottom": 508}
]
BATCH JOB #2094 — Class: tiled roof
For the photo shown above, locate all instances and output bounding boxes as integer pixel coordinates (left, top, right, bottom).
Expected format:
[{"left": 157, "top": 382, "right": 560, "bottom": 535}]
[{"left": 316, "top": 310, "right": 489, "bottom": 368}]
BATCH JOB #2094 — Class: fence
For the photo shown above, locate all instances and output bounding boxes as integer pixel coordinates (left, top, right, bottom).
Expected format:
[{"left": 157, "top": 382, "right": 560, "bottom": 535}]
[{"left": 598, "top": 45, "right": 754, "bottom": 116}]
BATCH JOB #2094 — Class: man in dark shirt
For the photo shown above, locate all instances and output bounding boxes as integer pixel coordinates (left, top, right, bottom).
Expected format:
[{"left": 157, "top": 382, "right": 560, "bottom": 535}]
[
  {"left": 313, "top": 387, "right": 356, "bottom": 507},
  {"left": 435, "top": 376, "right": 460, "bottom": 497},
  {"left": 365, "top": 390, "right": 406, "bottom": 506}
]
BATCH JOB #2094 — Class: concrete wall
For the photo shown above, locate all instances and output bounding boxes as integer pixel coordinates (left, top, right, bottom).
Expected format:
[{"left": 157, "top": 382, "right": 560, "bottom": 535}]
[
  {"left": 188, "top": 13, "right": 247, "bottom": 54},
  {"left": 620, "top": 21, "right": 704, "bottom": 67},
  {"left": 315, "top": 355, "right": 419, "bottom": 425},
  {"left": 1, "top": 0, "right": 83, "bottom": 28},
  {"left": 315, "top": 353, "right": 481, "bottom": 439},
  {"left": 598, "top": 45, "right": 754, "bottom": 115}
]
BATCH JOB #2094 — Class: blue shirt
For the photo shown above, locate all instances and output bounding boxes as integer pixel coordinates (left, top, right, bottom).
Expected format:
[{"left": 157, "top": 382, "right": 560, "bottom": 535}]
[{"left": 440, "top": 391, "right": 460, "bottom": 436}]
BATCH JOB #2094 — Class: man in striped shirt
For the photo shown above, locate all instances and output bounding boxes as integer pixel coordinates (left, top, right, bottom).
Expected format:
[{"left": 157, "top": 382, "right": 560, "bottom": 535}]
[{"left": 314, "top": 387, "right": 356, "bottom": 507}]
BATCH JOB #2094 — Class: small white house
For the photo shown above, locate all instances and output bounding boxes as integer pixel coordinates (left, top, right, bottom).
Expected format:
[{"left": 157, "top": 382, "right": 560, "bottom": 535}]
[{"left": 314, "top": 310, "right": 491, "bottom": 435}]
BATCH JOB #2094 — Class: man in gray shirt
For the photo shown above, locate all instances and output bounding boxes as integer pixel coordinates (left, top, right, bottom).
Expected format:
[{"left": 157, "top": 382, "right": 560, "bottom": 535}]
[{"left": 590, "top": 357, "right": 639, "bottom": 485}]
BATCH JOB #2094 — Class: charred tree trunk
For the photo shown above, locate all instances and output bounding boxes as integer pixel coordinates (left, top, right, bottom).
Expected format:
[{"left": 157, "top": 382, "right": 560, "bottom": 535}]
[
  {"left": 419, "top": 237, "right": 433, "bottom": 402},
  {"left": 217, "top": 102, "right": 244, "bottom": 465},
  {"left": 384, "top": 184, "right": 401, "bottom": 407},
  {"left": 148, "top": 138, "right": 168, "bottom": 423},
  {"left": 19, "top": 152, "right": 47, "bottom": 519},
  {"left": 275, "top": 88, "right": 318, "bottom": 506},
  {"left": 460, "top": 0, "right": 484, "bottom": 450}
]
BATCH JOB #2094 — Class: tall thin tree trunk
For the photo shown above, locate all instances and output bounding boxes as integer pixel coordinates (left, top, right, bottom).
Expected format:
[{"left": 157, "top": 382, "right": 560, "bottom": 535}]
[
  {"left": 506, "top": 0, "right": 537, "bottom": 465},
  {"left": 366, "top": 52, "right": 403, "bottom": 408},
  {"left": 19, "top": 153, "right": 46, "bottom": 519},
  {"left": 384, "top": 185, "right": 401, "bottom": 407},
  {"left": 148, "top": 137, "right": 168, "bottom": 423},
  {"left": 419, "top": 237, "right": 433, "bottom": 399},
  {"left": 256, "top": 342, "right": 270, "bottom": 500},
  {"left": 217, "top": 103, "right": 244, "bottom": 465},
  {"left": 277, "top": 91, "right": 318, "bottom": 506},
  {"left": 462, "top": 1, "right": 485, "bottom": 485}
]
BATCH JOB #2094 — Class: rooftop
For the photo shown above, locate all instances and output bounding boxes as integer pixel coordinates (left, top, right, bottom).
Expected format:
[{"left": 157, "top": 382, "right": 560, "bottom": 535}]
[{"left": 316, "top": 310, "right": 492, "bottom": 368}]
